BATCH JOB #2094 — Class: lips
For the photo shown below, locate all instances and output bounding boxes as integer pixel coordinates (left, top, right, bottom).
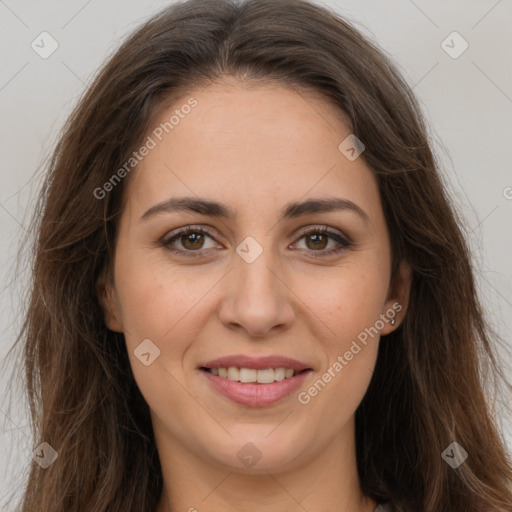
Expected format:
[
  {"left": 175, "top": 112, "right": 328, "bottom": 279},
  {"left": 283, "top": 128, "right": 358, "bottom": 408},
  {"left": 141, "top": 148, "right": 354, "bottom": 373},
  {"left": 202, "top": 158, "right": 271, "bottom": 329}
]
[
  {"left": 198, "top": 354, "right": 314, "bottom": 407},
  {"left": 199, "top": 354, "right": 313, "bottom": 372}
]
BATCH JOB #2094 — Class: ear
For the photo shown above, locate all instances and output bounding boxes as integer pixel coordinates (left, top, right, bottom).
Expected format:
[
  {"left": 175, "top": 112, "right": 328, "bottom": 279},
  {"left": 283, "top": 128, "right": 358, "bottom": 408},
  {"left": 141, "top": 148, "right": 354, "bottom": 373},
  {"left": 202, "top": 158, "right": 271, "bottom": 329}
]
[
  {"left": 95, "top": 267, "right": 123, "bottom": 333},
  {"left": 380, "top": 259, "right": 412, "bottom": 335}
]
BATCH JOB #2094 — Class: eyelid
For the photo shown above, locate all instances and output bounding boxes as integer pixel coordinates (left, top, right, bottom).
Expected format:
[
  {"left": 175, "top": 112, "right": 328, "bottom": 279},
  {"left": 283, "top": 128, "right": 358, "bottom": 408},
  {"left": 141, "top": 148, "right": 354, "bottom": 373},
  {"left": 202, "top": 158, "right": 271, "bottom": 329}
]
[
  {"left": 160, "top": 225, "right": 222, "bottom": 252},
  {"left": 294, "top": 225, "right": 351, "bottom": 243},
  {"left": 160, "top": 224, "right": 353, "bottom": 258},
  {"left": 292, "top": 226, "right": 353, "bottom": 257}
]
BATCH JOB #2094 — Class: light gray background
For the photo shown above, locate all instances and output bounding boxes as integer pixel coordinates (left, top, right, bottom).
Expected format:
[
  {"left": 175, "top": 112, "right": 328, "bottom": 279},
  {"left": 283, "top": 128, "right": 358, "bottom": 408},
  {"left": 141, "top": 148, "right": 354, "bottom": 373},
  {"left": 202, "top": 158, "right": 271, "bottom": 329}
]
[{"left": 1, "top": 0, "right": 511, "bottom": 510}]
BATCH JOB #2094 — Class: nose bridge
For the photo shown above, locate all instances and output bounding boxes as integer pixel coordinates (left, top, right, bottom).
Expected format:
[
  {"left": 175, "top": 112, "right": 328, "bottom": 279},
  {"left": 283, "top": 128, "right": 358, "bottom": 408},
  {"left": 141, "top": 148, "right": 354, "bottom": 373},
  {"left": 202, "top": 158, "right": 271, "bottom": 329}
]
[
  {"left": 239, "top": 239, "right": 279, "bottom": 296},
  {"left": 218, "top": 234, "right": 295, "bottom": 336},
  {"left": 235, "top": 233, "right": 284, "bottom": 309}
]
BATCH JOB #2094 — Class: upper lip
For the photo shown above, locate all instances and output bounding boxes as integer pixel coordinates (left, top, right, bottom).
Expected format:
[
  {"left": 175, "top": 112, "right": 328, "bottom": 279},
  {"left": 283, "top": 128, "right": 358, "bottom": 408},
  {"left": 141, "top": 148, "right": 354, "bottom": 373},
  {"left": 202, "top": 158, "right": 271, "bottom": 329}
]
[{"left": 199, "top": 354, "right": 313, "bottom": 371}]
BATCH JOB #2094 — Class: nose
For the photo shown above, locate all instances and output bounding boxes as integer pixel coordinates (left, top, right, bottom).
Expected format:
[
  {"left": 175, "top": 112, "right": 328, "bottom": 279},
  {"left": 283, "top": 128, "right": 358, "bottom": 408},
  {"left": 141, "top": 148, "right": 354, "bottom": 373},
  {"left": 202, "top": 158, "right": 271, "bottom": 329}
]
[{"left": 217, "top": 246, "right": 295, "bottom": 339}]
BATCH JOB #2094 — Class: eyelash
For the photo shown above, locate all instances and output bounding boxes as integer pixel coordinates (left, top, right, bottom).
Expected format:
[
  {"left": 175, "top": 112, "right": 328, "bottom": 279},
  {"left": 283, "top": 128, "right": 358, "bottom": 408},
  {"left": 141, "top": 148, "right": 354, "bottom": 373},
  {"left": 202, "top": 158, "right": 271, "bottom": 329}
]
[{"left": 160, "top": 225, "right": 353, "bottom": 259}]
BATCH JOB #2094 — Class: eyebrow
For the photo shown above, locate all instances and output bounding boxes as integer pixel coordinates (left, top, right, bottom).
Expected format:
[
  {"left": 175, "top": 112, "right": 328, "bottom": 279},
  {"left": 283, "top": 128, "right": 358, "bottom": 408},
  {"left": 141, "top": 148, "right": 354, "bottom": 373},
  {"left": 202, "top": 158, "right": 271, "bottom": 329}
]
[{"left": 140, "top": 196, "right": 369, "bottom": 224}]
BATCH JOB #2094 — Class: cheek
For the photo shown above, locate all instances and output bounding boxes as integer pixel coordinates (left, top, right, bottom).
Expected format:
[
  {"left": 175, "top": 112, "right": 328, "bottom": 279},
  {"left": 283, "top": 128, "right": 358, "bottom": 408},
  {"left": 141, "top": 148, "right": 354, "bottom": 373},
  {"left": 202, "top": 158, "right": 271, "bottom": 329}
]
[
  {"left": 113, "top": 252, "right": 206, "bottom": 418},
  {"left": 308, "top": 257, "right": 390, "bottom": 345},
  {"left": 113, "top": 245, "right": 208, "bottom": 372},
  {"left": 294, "top": 258, "right": 388, "bottom": 413},
  {"left": 114, "top": 238, "right": 196, "bottom": 333}
]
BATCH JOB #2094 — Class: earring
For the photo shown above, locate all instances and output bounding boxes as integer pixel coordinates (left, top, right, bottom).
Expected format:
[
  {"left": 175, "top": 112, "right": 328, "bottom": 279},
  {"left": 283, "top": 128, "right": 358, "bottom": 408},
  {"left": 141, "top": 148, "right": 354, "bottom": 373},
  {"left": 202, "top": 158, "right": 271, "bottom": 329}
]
[{"left": 390, "top": 318, "right": 396, "bottom": 326}]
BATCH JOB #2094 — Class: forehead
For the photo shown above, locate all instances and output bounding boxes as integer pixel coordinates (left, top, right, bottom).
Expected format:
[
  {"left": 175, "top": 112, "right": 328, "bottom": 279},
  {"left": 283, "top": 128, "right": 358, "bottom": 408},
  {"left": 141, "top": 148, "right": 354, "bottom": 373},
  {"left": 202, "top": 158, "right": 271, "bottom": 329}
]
[{"left": 125, "top": 81, "right": 381, "bottom": 220}]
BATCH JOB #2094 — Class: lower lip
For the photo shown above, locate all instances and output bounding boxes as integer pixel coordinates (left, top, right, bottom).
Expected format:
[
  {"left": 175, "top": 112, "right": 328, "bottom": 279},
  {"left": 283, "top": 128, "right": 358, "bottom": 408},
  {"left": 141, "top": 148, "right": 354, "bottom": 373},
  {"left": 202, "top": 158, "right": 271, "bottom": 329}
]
[{"left": 200, "top": 369, "right": 312, "bottom": 407}]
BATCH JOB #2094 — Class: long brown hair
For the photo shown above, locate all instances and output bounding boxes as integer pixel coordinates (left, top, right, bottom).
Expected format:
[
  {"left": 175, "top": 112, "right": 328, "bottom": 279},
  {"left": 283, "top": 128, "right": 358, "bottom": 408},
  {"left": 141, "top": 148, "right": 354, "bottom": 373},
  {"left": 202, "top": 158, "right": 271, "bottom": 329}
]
[{"left": 5, "top": 0, "right": 511, "bottom": 510}]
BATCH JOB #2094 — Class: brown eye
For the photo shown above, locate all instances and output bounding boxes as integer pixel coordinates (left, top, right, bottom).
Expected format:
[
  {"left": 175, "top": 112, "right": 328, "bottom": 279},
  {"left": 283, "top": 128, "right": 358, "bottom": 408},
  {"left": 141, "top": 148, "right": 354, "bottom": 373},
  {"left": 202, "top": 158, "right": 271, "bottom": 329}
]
[
  {"left": 161, "top": 225, "right": 352, "bottom": 259},
  {"left": 180, "top": 231, "right": 206, "bottom": 250},
  {"left": 294, "top": 227, "right": 352, "bottom": 257},
  {"left": 304, "top": 232, "right": 329, "bottom": 250},
  {"left": 162, "top": 227, "right": 218, "bottom": 257}
]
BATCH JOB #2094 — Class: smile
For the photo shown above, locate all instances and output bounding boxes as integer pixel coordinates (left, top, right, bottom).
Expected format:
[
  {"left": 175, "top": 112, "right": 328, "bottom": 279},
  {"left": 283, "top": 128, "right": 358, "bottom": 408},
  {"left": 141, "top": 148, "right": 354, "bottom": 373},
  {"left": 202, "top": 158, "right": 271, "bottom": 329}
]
[
  {"left": 202, "top": 366, "right": 305, "bottom": 383},
  {"left": 199, "top": 367, "right": 313, "bottom": 407}
]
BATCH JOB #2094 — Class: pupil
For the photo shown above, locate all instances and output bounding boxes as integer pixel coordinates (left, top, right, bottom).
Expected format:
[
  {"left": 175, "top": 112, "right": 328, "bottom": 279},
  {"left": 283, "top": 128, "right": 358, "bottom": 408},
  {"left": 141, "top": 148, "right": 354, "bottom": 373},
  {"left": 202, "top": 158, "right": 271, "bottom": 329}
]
[
  {"left": 184, "top": 233, "right": 203, "bottom": 249},
  {"left": 308, "top": 233, "right": 327, "bottom": 250}
]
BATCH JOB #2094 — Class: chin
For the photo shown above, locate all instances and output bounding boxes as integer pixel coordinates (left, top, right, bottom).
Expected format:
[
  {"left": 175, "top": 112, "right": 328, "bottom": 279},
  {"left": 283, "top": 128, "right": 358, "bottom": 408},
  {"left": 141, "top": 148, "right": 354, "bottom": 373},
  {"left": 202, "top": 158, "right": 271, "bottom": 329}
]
[{"left": 201, "top": 433, "right": 308, "bottom": 473}]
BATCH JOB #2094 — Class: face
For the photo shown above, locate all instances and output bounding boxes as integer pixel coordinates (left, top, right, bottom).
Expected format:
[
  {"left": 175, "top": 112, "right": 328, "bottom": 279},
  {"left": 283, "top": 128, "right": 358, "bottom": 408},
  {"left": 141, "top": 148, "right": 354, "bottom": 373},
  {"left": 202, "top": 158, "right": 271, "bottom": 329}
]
[{"left": 98, "top": 80, "right": 411, "bottom": 474}]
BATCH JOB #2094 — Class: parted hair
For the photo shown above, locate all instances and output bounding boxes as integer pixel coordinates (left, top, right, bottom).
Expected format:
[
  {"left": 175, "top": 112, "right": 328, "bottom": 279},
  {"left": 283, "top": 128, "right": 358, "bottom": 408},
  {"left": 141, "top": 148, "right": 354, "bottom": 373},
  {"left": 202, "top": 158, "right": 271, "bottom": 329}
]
[{"left": 8, "top": 0, "right": 512, "bottom": 510}]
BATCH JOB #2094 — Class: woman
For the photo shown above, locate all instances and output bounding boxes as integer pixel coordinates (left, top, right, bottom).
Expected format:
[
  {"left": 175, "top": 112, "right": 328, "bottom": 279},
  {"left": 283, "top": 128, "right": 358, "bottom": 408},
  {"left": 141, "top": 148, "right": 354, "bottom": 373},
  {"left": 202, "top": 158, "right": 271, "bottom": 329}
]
[{"left": 11, "top": 0, "right": 512, "bottom": 510}]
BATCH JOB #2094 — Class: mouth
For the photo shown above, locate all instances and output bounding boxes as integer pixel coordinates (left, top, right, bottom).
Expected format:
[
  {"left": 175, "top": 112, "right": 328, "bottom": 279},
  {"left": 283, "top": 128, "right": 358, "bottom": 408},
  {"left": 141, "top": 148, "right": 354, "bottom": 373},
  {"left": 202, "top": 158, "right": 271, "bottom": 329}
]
[
  {"left": 199, "top": 366, "right": 310, "bottom": 383},
  {"left": 197, "top": 355, "right": 314, "bottom": 407}
]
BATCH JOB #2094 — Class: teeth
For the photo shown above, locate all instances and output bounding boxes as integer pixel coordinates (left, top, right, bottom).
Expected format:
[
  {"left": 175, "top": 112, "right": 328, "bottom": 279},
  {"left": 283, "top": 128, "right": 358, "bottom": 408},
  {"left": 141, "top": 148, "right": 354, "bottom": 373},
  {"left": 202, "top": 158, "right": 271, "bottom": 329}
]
[
  {"left": 227, "top": 366, "right": 239, "bottom": 381},
  {"left": 256, "top": 368, "right": 275, "bottom": 384},
  {"left": 274, "top": 368, "right": 286, "bottom": 381},
  {"left": 207, "top": 366, "right": 301, "bottom": 383},
  {"left": 239, "top": 367, "right": 256, "bottom": 382}
]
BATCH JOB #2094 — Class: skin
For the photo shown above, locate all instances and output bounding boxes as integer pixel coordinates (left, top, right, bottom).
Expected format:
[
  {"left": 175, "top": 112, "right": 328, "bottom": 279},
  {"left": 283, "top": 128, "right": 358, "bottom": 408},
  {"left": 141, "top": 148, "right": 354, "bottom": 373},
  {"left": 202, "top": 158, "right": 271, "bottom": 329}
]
[{"left": 97, "top": 79, "right": 412, "bottom": 512}]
